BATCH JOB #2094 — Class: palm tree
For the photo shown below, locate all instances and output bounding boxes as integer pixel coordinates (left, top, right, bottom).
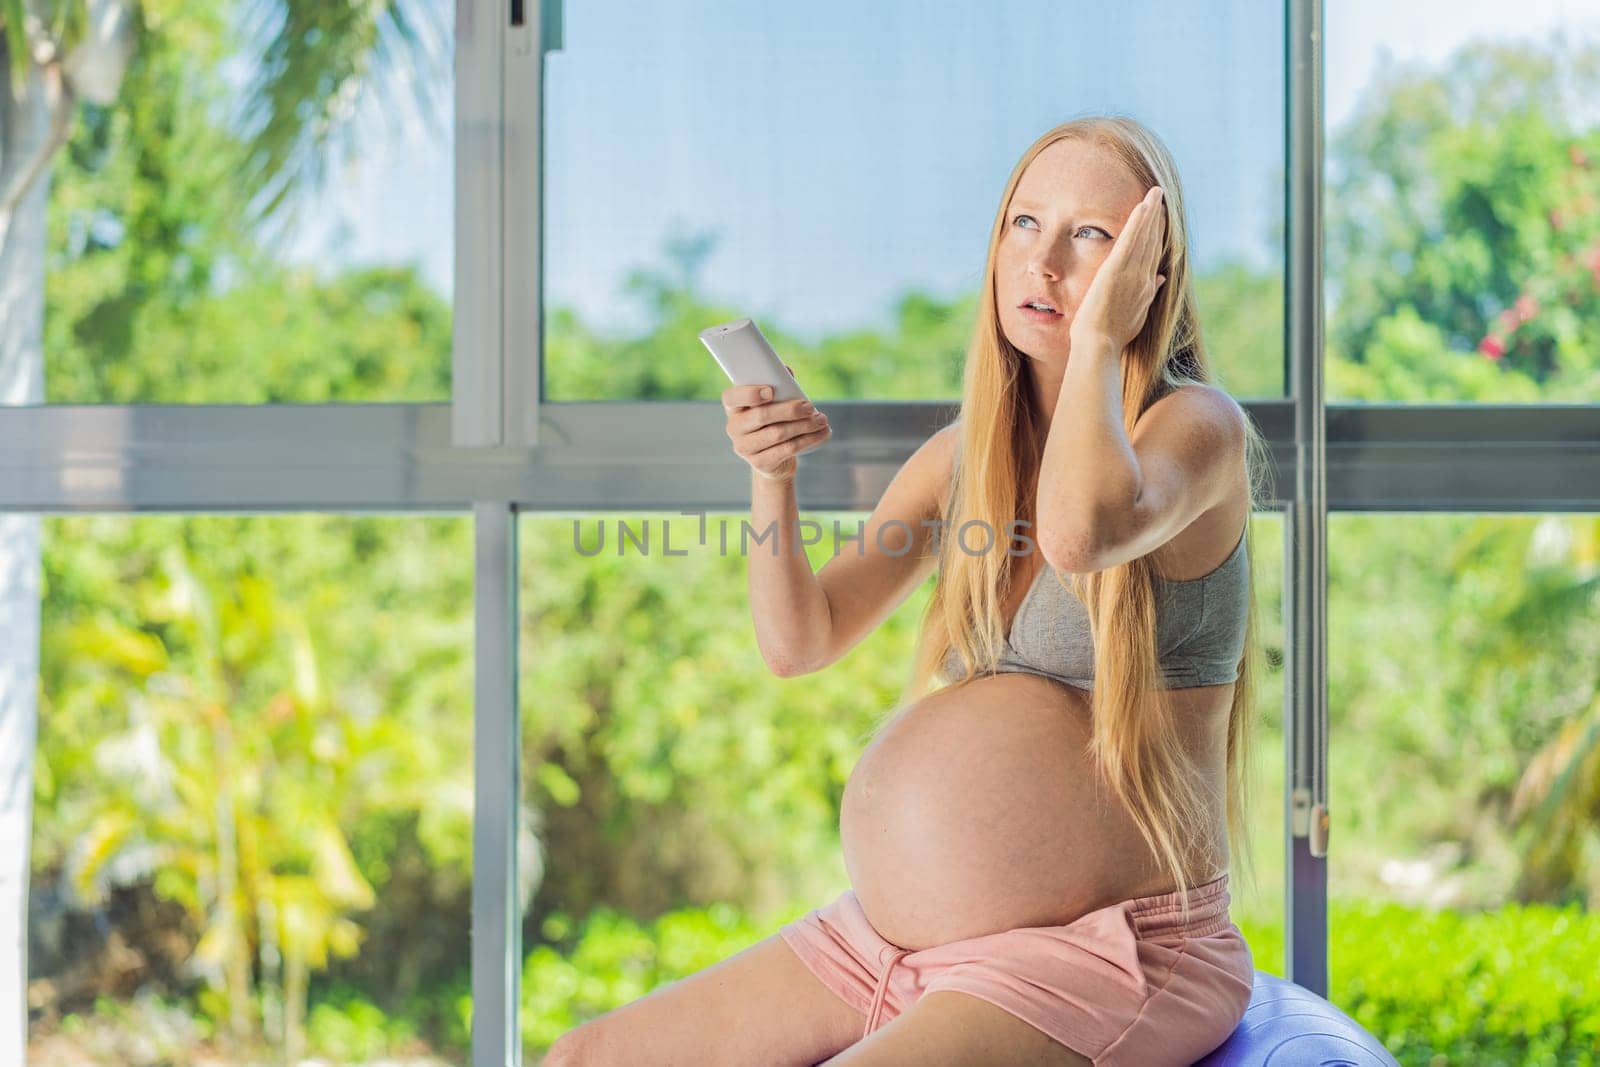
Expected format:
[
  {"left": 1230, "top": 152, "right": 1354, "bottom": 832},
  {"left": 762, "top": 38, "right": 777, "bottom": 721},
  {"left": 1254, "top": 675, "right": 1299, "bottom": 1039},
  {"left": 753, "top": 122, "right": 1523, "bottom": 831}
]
[
  {"left": 0, "top": 1, "right": 445, "bottom": 1058},
  {"left": 56, "top": 541, "right": 415, "bottom": 1059},
  {"left": 1503, "top": 516, "right": 1600, "bottom": 908}
]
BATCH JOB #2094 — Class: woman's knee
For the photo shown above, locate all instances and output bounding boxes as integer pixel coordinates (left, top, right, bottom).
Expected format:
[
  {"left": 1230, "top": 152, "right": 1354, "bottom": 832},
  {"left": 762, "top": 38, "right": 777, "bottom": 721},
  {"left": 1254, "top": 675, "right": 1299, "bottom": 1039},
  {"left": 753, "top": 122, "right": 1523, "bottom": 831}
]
[
  {"left": 534, "top": 932, "right": 864, "bottom": 1066},
  {"left": 540, "top": 1019, "right": 611, "bottom": 1066}
]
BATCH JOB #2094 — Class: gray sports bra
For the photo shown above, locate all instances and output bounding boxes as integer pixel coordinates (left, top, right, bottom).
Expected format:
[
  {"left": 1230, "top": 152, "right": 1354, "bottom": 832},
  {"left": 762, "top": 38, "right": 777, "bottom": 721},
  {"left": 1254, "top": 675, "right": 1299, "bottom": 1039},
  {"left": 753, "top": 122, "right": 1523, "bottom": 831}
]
[{"left": 940, "top": 524, "right": 1250, "bottom": 691}]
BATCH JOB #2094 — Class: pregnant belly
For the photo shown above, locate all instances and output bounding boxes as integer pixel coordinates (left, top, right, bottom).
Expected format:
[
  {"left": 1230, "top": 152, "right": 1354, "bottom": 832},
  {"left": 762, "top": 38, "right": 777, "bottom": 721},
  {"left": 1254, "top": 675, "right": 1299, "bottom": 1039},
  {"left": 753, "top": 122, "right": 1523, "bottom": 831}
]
[{"left": 839, "top": 671, "right": 1191, "bottom": 952}]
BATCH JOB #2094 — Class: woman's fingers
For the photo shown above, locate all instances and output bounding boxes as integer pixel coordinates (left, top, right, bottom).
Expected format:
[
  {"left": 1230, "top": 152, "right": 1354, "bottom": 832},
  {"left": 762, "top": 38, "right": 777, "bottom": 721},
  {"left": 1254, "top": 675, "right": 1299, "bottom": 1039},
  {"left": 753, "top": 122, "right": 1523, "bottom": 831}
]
[
  {"left": 748, "top": 421, "right": 831, "bottom": 466},
  {"left": 755, "top": 411, "right": 827, "bottom": 449},
  {"left": 1115, "top": 192, "right": 1159, "bottom": 268},
  {"left": 1112, "top": 198, "right": 1157, "bottom": 286},
  {"left": 728, "top": 396, "right": 814, "bottom": 436},
  {"left": 1143, "top": 188, "right": 1166, "bottom": 274},
  {"left": 728, "top": 401, "right": 826, "bottom": 450},
  {"left": 721, "top": 383, "right": 776, "bottom": 414}
]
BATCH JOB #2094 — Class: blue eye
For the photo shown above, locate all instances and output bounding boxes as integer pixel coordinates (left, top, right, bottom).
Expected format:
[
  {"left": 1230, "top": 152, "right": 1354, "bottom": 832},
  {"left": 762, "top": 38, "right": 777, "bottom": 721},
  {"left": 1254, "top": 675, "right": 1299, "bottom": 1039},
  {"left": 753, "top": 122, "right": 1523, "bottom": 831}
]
[{"left": 1011, "top": 214, "right": 1108, "bottom": 239}]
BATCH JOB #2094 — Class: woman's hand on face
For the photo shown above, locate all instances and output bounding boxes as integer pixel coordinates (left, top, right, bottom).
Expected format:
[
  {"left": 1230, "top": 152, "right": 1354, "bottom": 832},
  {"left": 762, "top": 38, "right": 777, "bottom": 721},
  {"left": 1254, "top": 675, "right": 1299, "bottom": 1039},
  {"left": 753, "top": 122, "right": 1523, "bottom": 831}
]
[
  {"left": 722, "top": 362, "right": 830, "bottom": 483},
  {"left": 1069, "top": 185, "right": 1168, "bottom": 352}
]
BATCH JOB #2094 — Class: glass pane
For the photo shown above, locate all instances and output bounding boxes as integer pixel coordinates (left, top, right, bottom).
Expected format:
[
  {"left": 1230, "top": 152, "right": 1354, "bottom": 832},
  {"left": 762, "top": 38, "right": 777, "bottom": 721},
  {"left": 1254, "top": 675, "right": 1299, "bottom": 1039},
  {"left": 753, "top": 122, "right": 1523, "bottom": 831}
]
[
  {"left": 543, "top": 0, "right": 1285, "bottom": 402},
  {"left": 1325, "top": 2, "right": 1600, "bottom": 403},
  {"left": 29, "top": 516, "right": 472, "bottom": 1065},
  {"left": 39, "top": 3, "right": 453, "bottom": 404},
  {"left": 1327, "top": 513, "right": 1600, "bottom": 1063},
  {"left": 1229, "top": 515, "right": 1288, "bottom": 976},
  {"left": 520, "top": 510, "right": 1286, "bottom": 1058},
  {"left": 518, "top": 511, "right": 869, "bottom": 1060}
]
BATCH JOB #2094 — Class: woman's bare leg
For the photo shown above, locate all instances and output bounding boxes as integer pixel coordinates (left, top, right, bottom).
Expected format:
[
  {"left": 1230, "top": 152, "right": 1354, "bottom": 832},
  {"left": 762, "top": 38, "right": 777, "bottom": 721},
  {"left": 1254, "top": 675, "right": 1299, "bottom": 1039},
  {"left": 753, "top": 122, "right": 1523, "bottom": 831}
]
[{"left": 540, "top": 931, "right": 867, "bottom": 1066}]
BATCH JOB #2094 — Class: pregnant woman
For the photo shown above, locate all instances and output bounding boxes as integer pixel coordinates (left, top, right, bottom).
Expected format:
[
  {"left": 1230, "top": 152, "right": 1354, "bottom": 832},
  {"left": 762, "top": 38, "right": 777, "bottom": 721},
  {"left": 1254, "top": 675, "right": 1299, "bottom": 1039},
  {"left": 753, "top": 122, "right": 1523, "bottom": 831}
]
[{"left": 547, "top": 114, "right": 1270, "bottom": 1067}]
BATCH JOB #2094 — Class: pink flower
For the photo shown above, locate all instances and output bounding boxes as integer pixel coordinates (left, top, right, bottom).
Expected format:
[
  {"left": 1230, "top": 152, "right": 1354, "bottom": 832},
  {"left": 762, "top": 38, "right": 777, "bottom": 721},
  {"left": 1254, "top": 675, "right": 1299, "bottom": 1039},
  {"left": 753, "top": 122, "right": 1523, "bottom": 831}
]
[
  {"left": 1570, "top": 143, "right": 1591, "bottom": 168},
  {"left": 1512, "top": 293, "right": 1538, "bottom": 324},
  {"left": 1478, "top": 335, "right": 1506, "bottom": 360}
]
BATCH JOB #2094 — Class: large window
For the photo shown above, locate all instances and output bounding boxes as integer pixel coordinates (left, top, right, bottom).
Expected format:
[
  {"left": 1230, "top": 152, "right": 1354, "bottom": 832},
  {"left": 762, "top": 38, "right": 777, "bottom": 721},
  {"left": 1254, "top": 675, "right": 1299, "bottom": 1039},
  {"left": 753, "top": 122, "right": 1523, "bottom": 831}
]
[
  {"left": 517, "top": 509, "right": 936, "bottom": 1058},
  {"left": 28, "top": 516, "right": 472, "bottom": 1064},
  {"left": 1325, "top": 512, "right": 1600, "bottom": 1060},
  {"left": 541, "top": 0, "right": 1285, "bottom": 402},
  {"left": 41, "top": 3, "right": 453, "bottom": 405},
  {"left": 3, "top": 1, "right": 1599, "bottom": 1064}
]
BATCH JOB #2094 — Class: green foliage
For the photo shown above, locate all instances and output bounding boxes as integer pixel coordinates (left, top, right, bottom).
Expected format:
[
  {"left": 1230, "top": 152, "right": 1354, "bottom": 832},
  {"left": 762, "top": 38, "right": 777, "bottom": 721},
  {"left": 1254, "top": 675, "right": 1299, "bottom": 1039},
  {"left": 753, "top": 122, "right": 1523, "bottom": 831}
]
[
  {"left": 236, "top": 0, "right": 448, "bottom": 223},
  {"left": 544, "top": 276, "right": 982, "bottom": 402},
  {"left": 34, "top": 515, "right": 474, "bottom": 1055},
  {"left": 1327, "top": 35, "right": 1600, "bottom": 401},
  {"left": 305, "top": 984, "right": 420, "bottom": 1062},
  {"left": 44, "top": 2, "right": 452, "bottom": 404},
  {"left": 1191, "top": 259, "right": 1283, "bottom": 399},
  {"left": 1327, "top": 899, "right": 1600, "bottom": 1066},
  {"left": 1318, "top": 514, "right": 1600, "bottom": 910},
  {"left": 45, "top": 2, "right": 249, "bottom": 402},
  {"left": 520, "top": 901, "right": 774, "bottom": 1055},
  {"left": 521, "top": 514, "right": 887, "bottom": 921}
]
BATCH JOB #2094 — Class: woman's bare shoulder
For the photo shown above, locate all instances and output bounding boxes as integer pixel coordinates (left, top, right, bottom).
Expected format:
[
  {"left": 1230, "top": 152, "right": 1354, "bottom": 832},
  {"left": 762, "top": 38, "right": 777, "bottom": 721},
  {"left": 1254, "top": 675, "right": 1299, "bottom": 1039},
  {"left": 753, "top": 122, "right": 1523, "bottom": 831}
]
[{"left": 927, "top": 421, "right": 962, "bottom": 497}]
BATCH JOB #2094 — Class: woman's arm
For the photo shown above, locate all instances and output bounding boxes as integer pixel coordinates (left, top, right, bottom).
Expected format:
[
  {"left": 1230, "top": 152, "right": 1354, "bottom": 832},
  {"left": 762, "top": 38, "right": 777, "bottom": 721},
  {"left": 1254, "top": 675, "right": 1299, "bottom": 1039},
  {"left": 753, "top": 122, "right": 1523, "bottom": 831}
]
[
  {"left": 750, "top": 425, "right": 956, "bottom": 677},
  {"left": 747, "top": 470, "right": 834, "bottom": 676}
]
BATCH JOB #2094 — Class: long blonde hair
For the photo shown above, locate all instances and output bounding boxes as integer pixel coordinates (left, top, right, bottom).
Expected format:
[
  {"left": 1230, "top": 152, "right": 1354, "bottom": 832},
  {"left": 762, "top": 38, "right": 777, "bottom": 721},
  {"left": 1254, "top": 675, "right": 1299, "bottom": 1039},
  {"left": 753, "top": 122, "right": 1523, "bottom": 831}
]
[{"left": 899, "top": 115, "right": 1272, "bottom": 919}]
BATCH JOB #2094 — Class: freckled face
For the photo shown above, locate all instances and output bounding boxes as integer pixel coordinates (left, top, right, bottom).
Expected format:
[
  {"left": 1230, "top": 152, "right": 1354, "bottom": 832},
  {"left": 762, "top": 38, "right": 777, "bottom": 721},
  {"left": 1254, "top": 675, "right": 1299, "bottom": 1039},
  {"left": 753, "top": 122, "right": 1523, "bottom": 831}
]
[{"left": 997, "top": 138, "right": 1147, "bottom": 359}]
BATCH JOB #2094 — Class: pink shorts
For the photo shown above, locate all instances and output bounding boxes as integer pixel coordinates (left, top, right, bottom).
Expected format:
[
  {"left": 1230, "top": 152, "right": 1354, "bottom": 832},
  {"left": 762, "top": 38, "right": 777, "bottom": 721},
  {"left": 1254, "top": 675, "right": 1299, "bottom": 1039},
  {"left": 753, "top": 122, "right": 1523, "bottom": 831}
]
[{"left": 778, "top": 873, "right": 1253, "bottom": 1066}]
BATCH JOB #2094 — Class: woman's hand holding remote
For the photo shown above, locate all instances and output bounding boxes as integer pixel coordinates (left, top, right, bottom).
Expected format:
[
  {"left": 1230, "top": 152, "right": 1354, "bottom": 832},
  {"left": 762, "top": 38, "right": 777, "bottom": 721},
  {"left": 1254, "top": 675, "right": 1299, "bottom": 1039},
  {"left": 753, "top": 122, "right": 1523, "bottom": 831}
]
[{"left": 722, "top": 362, "right": 830, "bottom": 483}]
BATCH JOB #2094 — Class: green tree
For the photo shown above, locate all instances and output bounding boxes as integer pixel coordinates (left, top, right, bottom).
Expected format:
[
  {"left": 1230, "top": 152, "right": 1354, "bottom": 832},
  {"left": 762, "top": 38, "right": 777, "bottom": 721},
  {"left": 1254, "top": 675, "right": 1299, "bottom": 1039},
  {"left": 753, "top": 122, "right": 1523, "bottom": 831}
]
[
  {"left": 3, "top": 3, "right": 444, "bottom": 1057},
  {"left": 1326, "top": 35, "right": 1600, "bottom": 401},
  {"left": 36, "top": 515, "right": 475, "bottom": 1057},
  {"left": 1318, "top": 34, "right": 1600, "bottom": 909}
]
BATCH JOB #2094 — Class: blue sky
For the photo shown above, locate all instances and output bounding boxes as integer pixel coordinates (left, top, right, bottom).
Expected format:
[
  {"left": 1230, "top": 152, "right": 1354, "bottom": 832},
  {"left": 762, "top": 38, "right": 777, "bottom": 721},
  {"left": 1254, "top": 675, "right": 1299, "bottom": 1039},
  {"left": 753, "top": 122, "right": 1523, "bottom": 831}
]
[{"left": 281, "top": 0, "right": 1599, "bottom": 343}]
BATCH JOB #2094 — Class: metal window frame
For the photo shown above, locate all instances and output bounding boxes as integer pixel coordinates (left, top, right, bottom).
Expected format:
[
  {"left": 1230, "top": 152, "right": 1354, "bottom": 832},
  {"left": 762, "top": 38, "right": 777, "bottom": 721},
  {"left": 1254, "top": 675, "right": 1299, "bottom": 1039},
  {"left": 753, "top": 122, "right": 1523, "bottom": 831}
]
[
  {"left": 452, "top": 0, "right": 504, "bottom": 450},
  {"left": 3, "top": 401, "right": 1597, "bottom": 513},
  {"left": 1285, "top": 0, "right": 1329, "bottom": 997},
  {"left": 453, "top": 0, "right": 546, "bottom": 453},
  {"left": 473, "top": 500, "right": 522, "bottom": 1065},
  {"left": 3, "top": 0, "right": 1599, "bottom": 1060}
]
